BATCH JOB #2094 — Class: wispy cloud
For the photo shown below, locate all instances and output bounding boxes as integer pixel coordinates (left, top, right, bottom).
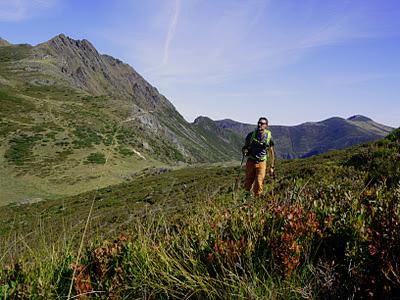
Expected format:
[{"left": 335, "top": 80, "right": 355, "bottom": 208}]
[
  {"left": 324, "top": 72, "right": 399, "bottom": 86},
  {"left": 162, "top": 0, "right": 180, "bottom": 65},
  {"left": 0, "top": 0, "right": 58, "bottom": 22},
  {"left": 140, "top": 1, "right": 362, "bottom": 85},
  {"left": 214, "top": 90, "right": 299, "bottom": 98},
  {"left": 139, "top": 1, "right": 270, "bottom": 84},
  {"left": 91, "top": 0, "right": 400, "bottom": 126}
]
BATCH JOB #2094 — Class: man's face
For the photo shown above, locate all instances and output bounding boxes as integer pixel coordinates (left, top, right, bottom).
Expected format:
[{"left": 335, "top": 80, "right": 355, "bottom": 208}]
[{"left": 257, "top": 120, "right": 267, "bottom": 130}]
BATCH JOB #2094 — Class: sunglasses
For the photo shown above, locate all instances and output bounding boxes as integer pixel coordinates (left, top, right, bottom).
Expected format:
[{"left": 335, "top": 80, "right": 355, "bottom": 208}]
[{"left": 258, "top": 122, "right": 267, "bottom": 125}]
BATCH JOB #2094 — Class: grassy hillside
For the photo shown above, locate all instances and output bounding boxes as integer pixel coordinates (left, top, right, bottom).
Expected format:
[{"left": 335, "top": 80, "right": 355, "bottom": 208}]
[
  {"left": 0, "top": 129, "right": 399, "bottom": 298},
  {"left": 0, "top": 41, "right": 168, "bottom": 204},
  {"left": 0, "top": 37, "right": 242, "bottom": 205},
  {"left": 0, "top": 81, "right": 166, "bottom": 205}
]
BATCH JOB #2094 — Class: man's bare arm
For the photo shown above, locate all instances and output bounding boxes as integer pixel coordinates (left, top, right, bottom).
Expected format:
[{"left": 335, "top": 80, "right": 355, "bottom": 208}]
[
  {"left": 268, "top": 146, "right": 275, "bottom": 177},
  {"left": 269, "top": 146, "right": 275, "bottom": 168}
]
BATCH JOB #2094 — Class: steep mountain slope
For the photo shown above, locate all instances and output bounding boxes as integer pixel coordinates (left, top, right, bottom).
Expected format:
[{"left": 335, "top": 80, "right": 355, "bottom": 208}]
[
  {"left": 0, "top": 34, "right": 236, "bottom": 204},
  {"left": 192, "top": 116, "right": 244, "bottom": 159},
  {"left": 213, "top": 115, "right": 394, "bottom": 159}
]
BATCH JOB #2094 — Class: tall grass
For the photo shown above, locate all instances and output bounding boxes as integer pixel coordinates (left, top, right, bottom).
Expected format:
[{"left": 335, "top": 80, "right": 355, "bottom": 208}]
[{"left": 1, "top": 179, "right": 399, "bottom": 298}]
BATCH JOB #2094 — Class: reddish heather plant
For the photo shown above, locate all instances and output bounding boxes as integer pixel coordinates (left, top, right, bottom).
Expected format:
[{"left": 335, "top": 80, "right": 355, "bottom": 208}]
[
  {"left": 208, "top": 236, "right": 247, "bottom": 266},
  {"left": 91, "top": 235, "right": 127, "bottom": 282},
  {"left": 70, "top": 263, "right": 92, "bottom": 297},
  {"left": 271, "top": 204, "right": 322, "bottom": 277}
]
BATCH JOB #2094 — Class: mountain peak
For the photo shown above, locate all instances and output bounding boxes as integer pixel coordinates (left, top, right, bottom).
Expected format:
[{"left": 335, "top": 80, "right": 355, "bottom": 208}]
[
  {"left": 0, "top": 37, "right": 11, "bottom": 46},
  {"left": 193, "top": 116, "right": 213, "bottom": 124},
  {"left": 53, "top": 33, "right": 67, "bottom": 39},
  {"left": 217, "top": 118, "right": 238, "bottom": 124},
  {"left": 47, "top": 33, "right": 69, "bottom": 44},
  {"left": 44, "top": 33, "right": 98, "bottom": 54},
  {"left": 347, "top": 115, "right": 373, "bottom": 122}
]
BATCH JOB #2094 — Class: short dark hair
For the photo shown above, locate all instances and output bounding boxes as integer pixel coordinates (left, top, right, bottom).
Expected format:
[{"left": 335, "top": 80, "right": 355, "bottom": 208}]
[{"left": 258, "top": 117, "right": 268, "bottom": 125}]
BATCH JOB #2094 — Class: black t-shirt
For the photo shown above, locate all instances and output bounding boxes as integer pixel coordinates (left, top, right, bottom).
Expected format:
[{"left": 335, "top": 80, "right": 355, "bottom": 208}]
[{"left": 244, "top": 130, "right": 274, "bottom": 160}]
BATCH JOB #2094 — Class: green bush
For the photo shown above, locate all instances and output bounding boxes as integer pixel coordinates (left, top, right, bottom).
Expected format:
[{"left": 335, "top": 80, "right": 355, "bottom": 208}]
[
  {"left": 72, "top": 126, "right": 102, "bottom": 149},
  {"left": 85, "top": 152, "right": 106, "bottom": 164},
  {"left": 386, "top": 128, "right": 400, "bottom": 143},
  {"left": 0, "top": 89, "right": 35, "bottom": 115},
  {"left": 4, "top": 134, "right": 40, "bottom": 165},
  {"left": 118, "top": 147, "right": 134, "bottom": 157}
]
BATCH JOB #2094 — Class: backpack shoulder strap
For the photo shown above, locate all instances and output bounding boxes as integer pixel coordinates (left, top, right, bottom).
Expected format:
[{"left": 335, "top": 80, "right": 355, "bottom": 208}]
[{"left": 265, "top": 130, "right": 271, "bottom": 146}]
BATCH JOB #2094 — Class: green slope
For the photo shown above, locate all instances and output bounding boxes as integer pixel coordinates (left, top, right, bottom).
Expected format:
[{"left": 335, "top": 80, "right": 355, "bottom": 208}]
[{"left": 0, "top": 129, "right": 398, "bottom": 298}]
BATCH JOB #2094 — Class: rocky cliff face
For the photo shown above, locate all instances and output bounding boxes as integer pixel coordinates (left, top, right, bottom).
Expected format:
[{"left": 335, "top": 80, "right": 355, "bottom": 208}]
[
  {"left": 0, "top": 37, "right": 11, "bottom": 46},
  {"left": 35, "top": 34, "right": 174, "bottom": 113}
]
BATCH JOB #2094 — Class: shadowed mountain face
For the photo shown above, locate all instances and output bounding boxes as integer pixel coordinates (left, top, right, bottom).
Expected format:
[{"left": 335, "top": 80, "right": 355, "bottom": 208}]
[{"left": 212, "top": 116, "right": 394, "bottom": 159}]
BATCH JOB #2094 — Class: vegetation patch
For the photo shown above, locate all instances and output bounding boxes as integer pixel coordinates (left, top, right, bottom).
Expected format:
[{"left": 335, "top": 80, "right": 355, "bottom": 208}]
[
  {"left": 0, "top": 44, "right": 32, "bottom": 62},
  {"left": 22, "top": 85, "right": 80, "bottom": 102},
  {"left": 0, "top": 120, "right": 25, "bottom": 137},
  {"left": 85, "top": 152, "right": 106, "bottom": 164},
  {"left": 4, "top": 133, "right": 40, "bottom": 166},
  {"left": 0, "top": 89, "right": 35, "bottom": 116},
  {"left": 117, "top": 147, "right": 133, "bottom": 157},
  {"left": 72, "top": 126, "right": 102, "bottom": 149}
]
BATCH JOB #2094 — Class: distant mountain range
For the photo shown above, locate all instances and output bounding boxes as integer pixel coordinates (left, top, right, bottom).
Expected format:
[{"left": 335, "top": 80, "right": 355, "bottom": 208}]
[
  {"left": 195, "top": 115, "right": 393, "bottom": 159},
  {"left": 0, "top": 33, "right": 394, "bottom": 203}
]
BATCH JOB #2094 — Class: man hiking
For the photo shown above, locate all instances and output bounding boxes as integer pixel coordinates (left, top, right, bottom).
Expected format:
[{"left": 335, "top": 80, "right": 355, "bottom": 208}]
[{"left": 242, "top": 117, "right": 275, "bottom": 197}]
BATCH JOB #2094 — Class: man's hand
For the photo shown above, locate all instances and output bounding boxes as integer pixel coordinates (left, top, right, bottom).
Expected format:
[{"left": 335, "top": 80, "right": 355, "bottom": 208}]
[
  {"left": 242, "top": 147, "right": 248, "bottom": 156},
  {"left": 269, "top": 167, "right": 275, "bottom": 177}
]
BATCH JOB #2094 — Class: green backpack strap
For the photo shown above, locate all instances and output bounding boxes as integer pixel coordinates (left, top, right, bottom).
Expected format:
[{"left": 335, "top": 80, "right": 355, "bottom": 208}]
[
  {"left": 266, "top": 130, "right": 271, "bottom": 146},
  {"left": 251, "top": 130, "right": 271, "bottom": 146}
]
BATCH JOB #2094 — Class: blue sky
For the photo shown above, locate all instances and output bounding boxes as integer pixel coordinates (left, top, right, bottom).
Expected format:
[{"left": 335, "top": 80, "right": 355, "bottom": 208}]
[{"left": 1, "top": 0, "right": 399, "bottom": 127}]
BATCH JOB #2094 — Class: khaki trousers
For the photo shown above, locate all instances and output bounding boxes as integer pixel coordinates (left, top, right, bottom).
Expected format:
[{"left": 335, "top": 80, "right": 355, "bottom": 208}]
[{"left": 244, "top": 159, "right": 266, "bottom": 197}]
